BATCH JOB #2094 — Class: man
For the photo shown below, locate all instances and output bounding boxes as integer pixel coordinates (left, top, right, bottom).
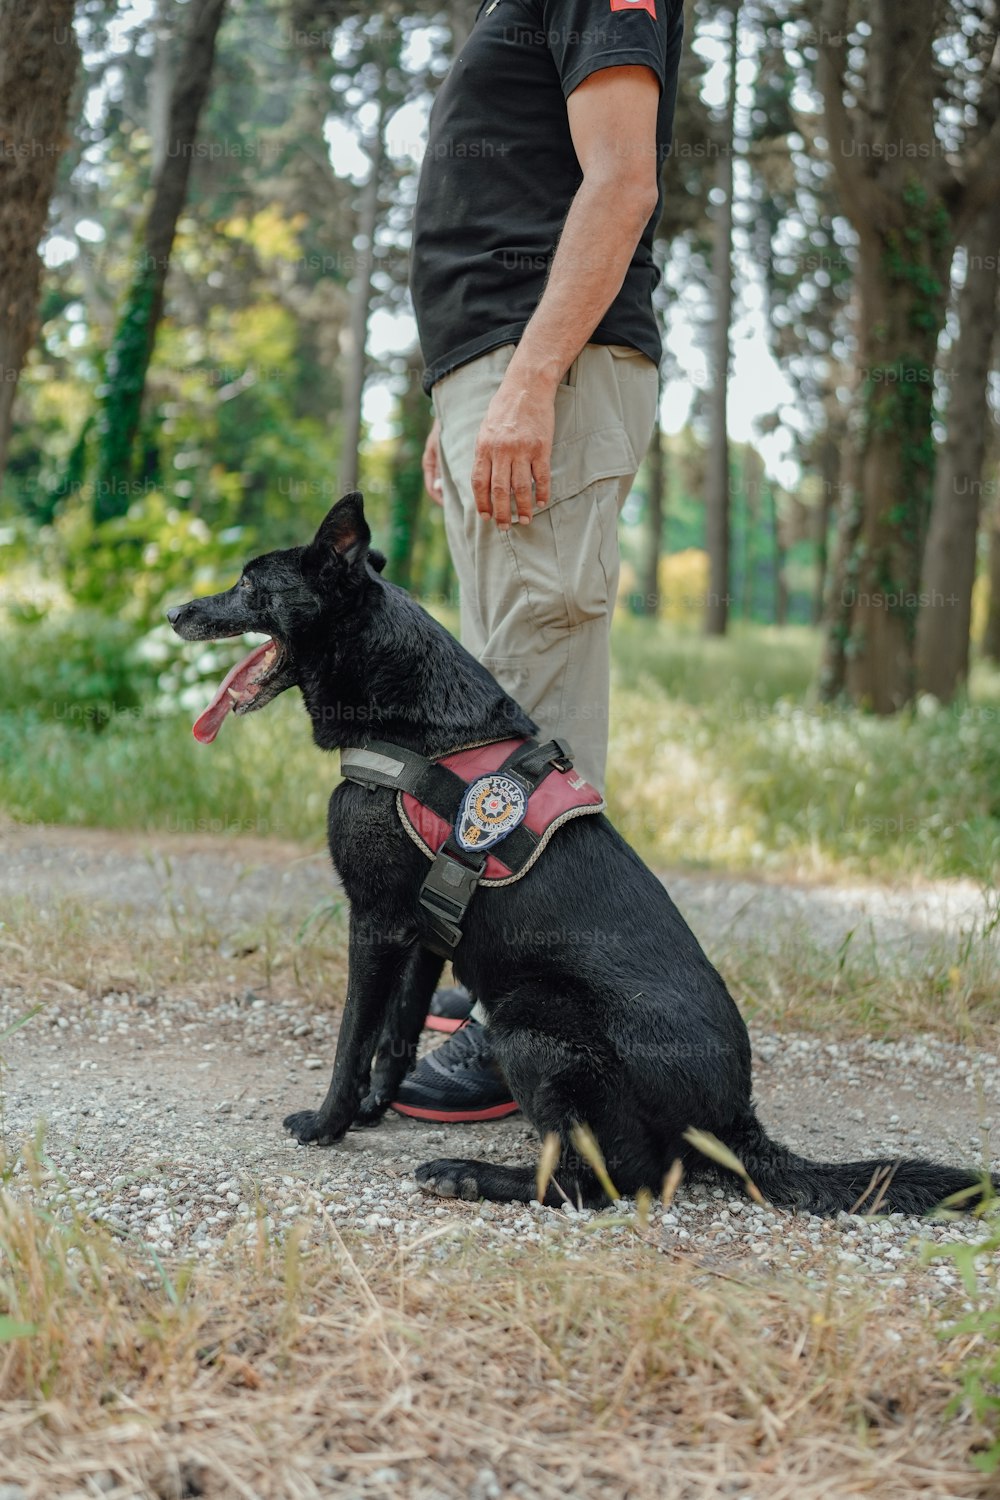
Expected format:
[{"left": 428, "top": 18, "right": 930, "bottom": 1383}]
[{"left": 392, "top": 0, "right": 685, "bottom": 1120}]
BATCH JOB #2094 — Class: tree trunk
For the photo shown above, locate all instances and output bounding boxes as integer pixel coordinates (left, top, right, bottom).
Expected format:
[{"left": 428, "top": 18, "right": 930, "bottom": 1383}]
[
  {"left": 842, "top": 231, "right": 948, "bottom": 711},
  {"left": 817, "top": 0, "right": 1000, "bottom": 712},
  {"left": 769, "top": 482, "right": 788, "bottom": 626},
  {"left": 149, "top": 0, "right": 175, "bottom": 178},
  {"left": 0, "top": 0, "right": 79, "bottom": 487},
  {"left": 915, "top": 199, "right": 1000, "bottom": 700},
  {"left": 386, "top": 348, "right": 429, "bottom": 589},
  {"left": 739, "top": 461, "right": 756, "bottom": 621},
  {"left": 94, "top": 0, "right": 227, "bottom": 520},
  {"left": 638, "top": 412, "right": 666, "bottom": 617},
  {"left": 338, "top": 101, "right": 385, "bottom": 496},
  {"left": 703, "top": 0, "right": 739, "bottom": 637},
  {"left": 985, "top": 500, "right": 1000, "bottom": 664},
  {"left": 811, "top": 433, "right": 840, "bottom": 625},
  {"left": 817, "top": 443, "right": 863, "bottom": 702}
]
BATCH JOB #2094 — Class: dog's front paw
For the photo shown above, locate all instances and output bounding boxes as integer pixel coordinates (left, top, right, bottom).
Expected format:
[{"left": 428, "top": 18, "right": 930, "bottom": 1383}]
[
  {"left": 283, "top": 1109, "right": 346, "bottom": 1146},
  {"left": 415, "top": 1158, "right": 483, "bottom": 1201},
  {"left": 353, "top": 1090, "right": 391, "bottom": 1128}
]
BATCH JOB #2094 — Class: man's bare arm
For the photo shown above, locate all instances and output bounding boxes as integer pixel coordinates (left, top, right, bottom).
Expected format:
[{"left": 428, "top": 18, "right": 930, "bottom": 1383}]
[{"left": 471, "top": 65, "right": 661, "bottom": 529}]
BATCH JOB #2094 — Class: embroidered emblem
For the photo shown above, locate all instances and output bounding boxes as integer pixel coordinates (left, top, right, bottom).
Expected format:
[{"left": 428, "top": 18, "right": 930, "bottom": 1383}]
[
  {"left": 610, "top": 0, "right": 656, "bottom": 15},
  {"left": 456, "top": 773, "right": 528, "bottom": 852}
]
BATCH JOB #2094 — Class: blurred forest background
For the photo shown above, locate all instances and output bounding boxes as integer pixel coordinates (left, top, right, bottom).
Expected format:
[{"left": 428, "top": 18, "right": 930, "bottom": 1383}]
[{"left": 1, "top": 0, "right": 999, "bottom": 882}]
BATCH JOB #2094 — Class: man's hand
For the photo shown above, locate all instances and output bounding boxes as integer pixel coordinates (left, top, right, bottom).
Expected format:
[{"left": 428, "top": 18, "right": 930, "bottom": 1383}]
[
  {"left": 422, "top": 417, "right": 444, "bottom": 506},
  {"left": 471, "top": 374, "right": 556, "bottom": 530}
]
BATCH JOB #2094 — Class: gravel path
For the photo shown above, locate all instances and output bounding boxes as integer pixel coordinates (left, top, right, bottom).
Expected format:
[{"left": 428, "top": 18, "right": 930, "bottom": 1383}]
[
  {"left": 1, "top": 820, "right": 993, "bottom": 958},
  {"left": 1, "top": 823, "right": 998, "bottom": 1291}
]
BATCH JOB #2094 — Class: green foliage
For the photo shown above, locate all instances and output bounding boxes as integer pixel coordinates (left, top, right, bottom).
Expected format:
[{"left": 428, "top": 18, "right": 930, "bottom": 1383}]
[
  {"left": 608, "top": 618, "right": 1000, "bottom": 883},
  {"left": 43, "top": 416, "right": 94, "bottom": 527},
  {"left": 622, "top": 436, "right": 817, "bottom": 625},
  {"left": 0, "top": 686, "right": 326, "bottom": 839},
  {"left": 3, "top": 612, "right": 998, "bottom": 886},
  {"left": 93, "top": 253, "right": 159, "bottom": 516},
  {"left": 0, "top": 613, "right": 159, "bottom": 730},
  {"left": 56, "top": 491, "right": 246, "bottom": 627},
  {"left": 385, "top": 357, "right": 430, "bottom": 589},
  {"left": 923, "top": 1206, "right": 1000, "bottom": 1473}
]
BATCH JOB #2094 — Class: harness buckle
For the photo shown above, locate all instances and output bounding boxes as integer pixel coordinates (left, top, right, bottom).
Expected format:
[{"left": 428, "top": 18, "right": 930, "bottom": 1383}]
[
  {"left": 547, "top": 737, "right": 574, "bottom": 773},
  {"left": 418, "top": 845, "right": 484, "bottom": 957}
]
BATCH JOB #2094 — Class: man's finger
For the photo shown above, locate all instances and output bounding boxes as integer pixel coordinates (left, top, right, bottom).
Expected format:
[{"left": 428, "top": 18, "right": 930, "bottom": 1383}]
[
  {"left": 532, "top": 454, "right": 551, "bottom": 509},
  {"left": 471, "top": 446, "right": 492, "bottom": 517},
  {"left": 490, "top": 455, "right": 514, "bottom": 530},
  {"left": 511, "top": 459, "right": 534, "bottom": 525}
]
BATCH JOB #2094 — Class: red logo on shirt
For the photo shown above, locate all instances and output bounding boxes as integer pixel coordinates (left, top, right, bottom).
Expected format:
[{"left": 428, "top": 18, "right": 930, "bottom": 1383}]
[{"left": 610, "top": 0, "right": 656, "bottom": 15}]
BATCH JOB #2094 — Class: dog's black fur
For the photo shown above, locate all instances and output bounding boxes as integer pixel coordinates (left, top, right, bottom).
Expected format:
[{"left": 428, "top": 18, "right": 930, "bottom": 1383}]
[{"left": 168, "top": 493, "right": 996, "bottom": 1216}]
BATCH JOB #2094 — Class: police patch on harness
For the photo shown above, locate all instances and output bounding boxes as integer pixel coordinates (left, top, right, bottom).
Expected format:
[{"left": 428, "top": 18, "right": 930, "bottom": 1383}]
[{"left": 456, "top": 773, "right": 528, "bottom": 852}]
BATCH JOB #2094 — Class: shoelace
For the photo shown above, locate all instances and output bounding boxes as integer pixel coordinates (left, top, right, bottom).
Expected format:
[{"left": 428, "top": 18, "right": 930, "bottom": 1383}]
[{"left": 437, "top": 1021, "right": 490, "bottom": 1070}]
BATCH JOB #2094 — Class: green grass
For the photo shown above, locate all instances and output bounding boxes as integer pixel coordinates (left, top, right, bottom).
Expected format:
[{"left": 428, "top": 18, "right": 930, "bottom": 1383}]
[
  {"left": 0, "top": 693, "right": 327, "bottom": 843},
  {"left": 3, "top": 612, "right": 1000, "bottom": 882},
  {"left": 608, "top": 617, "right": 1000, "bottom": 882}
]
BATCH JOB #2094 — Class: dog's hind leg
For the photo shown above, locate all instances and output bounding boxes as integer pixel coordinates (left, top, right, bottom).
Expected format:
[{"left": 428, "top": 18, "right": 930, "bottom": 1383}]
[
  {"left": 414, "top": 1100, "right": 664, "bottom": 1209},
  {"left": 354, "top": 945, "right": 445, "bottom": 1127},
  {"left": 415, "top": 1155, "right": 606, "bottom": 1208},
  {"left": 413, "top": 1056, "right": 611, "bottom": 1206},
  {"left": 415, "top": 1001, "right": 671, "bottom": 1208}
]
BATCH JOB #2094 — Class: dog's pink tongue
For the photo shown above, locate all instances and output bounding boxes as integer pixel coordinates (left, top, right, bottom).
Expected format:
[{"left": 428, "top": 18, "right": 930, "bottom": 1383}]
[{"left": 192, "top": 640, "right": 277, "bottom": 744}]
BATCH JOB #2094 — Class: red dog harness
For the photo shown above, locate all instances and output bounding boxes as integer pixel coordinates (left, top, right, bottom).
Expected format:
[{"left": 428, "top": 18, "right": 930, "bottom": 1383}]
[{"left": 339, "top": 736, "right": 604, "bottom": 955}]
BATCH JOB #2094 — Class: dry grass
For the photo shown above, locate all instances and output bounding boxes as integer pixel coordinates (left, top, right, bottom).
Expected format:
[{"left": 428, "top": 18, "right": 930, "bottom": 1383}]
[
  {"left": 3, "top": 881, "right": 998, "bottom": 1046},
  {"left": 3, "top": 840, "right": 999, "bottom": 1495},
  {"left": 0, "top": 890, "right": 350, "bottom": 1019},
  {"left": 0, "top": 1155, "right": 995, "bottom": 1500},
  {"left": 719, "top": 922, "right": 1000, "bottom": 1041}
]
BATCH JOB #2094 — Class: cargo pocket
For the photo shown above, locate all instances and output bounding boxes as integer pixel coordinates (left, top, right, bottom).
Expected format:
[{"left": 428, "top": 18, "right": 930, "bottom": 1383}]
[
  {"left": 548, "top": 345, "right": 639, "bottom": 505},
  {"left": 506, "top": 476, "right": 622, "bottom": 635}
]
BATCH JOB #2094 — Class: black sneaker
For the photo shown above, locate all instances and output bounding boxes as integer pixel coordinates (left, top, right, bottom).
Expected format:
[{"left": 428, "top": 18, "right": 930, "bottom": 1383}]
[
  {"left": 391, "top": 1021, "right": 519, "bottom": 1122},
  {"left": 425, "top": 984, "right": 474, "bottom": 1034}
]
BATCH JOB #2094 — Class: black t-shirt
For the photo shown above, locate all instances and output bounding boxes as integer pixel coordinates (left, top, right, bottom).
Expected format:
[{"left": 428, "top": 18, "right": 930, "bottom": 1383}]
[{"left": 410, "top": 0, "right": 684, "bottom": 394}]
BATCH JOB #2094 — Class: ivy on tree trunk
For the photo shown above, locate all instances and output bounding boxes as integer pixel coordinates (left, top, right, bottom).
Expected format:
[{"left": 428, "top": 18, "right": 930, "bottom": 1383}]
[
  {"left": 93, "top": 0, "right": 228, "bottom": 521},
  {"left": 916, "top": 199, "right": 1000, "bottom": 702},
  {"left": 817, "top": 0, "right": 1000, "bottom": 711}
]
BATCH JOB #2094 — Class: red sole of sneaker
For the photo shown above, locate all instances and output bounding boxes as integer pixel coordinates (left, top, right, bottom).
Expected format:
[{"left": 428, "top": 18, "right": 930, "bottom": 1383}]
[
  {"left": 423, "top": 1016, "right": 466, "bottom": 1034},
  {"left": 390, "top": 1100, "right": 521, "bottom": 1123}
]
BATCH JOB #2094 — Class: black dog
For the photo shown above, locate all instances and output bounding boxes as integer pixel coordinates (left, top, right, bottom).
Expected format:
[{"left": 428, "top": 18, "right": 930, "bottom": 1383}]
[{"left": 168, "top": 493, "right": 996, "bottom": 1216}]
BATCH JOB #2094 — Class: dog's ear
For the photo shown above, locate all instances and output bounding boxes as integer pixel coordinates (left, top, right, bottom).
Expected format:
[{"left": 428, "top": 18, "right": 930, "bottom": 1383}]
[{"left": 310, "top": 492, "right": 371, "bottom": 568}]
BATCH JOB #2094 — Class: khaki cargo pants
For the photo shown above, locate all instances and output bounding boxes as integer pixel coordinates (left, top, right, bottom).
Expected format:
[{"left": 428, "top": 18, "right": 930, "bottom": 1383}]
[{"left": 433, "top": 342, "right": 658, "bottom": 796}]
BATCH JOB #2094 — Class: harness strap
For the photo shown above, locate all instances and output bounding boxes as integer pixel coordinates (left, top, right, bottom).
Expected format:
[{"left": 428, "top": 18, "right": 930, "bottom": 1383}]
[
  {"left": 500, "top": 736, "right": 574, "bottom": 779},
  {"left": 339, "top": 736, "right": 576, "bottom": 958},
  {"left": 418, "top": 837, "right": 486, "bottom": 957},
  {"left": 340, "top": 737, "right": 575, "bottom": 876},
  {"left": 340, "top": 742, "right": 466, "bottom": 804}
]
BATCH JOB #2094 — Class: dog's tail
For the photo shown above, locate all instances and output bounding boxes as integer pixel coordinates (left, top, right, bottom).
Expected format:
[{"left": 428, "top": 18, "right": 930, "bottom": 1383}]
[{"left": 717, "top": 1113, "right": 997, "bottom": 1217}]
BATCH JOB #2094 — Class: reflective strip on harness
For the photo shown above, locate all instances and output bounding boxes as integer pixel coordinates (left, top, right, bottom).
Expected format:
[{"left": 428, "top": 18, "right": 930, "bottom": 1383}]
[{"left": 397, "top": 738, "right": 604, "bottom": 885}]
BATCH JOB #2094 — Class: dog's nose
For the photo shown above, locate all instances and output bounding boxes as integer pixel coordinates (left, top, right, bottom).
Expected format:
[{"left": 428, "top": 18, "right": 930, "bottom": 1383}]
[{"left": 166, "top": 605, "right": 183, "bottom": 626}]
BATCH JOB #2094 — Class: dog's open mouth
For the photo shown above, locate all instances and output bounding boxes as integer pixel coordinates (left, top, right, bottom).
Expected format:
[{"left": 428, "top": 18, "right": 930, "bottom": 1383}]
[{"left": 193, "top": 639, "right": 287, "bottom": 744}]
